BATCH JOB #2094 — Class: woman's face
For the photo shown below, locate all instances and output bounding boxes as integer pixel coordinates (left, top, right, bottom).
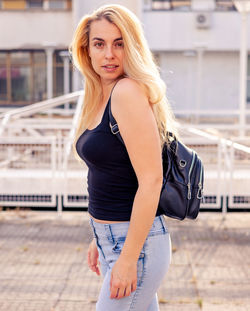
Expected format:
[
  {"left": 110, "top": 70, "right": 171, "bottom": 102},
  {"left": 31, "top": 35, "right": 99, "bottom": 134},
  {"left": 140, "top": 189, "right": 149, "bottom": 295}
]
[{"left": 88, "top": 18, "right": 125, "bottom": 84}]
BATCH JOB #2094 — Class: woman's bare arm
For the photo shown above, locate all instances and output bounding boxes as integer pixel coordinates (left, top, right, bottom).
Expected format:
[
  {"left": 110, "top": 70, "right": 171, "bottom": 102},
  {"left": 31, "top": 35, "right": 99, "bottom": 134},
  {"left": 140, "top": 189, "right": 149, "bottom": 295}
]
[{"left": 109, "top": 78, "right": 163, "bottom": 299}]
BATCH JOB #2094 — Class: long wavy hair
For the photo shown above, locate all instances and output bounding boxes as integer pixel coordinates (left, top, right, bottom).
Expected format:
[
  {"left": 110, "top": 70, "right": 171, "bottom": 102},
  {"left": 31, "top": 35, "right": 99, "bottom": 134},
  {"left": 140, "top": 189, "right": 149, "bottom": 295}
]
[{"left": 69, "top": 4, "right": 178, "bottom": 164}]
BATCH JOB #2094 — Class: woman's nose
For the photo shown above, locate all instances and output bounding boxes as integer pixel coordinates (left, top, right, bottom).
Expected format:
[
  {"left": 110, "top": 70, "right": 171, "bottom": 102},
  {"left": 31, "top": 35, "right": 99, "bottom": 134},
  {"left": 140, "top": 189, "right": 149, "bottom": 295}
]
[{"left": 105, "top": 46, "right": 114, "bottom": 59}]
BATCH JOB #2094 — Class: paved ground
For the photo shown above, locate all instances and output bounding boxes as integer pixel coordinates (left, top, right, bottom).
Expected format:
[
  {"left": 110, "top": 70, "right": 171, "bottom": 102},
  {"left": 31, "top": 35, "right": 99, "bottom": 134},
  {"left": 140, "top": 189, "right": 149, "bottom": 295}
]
[{"left": 0, "top": 210, "right": 249, "bottom": 311}]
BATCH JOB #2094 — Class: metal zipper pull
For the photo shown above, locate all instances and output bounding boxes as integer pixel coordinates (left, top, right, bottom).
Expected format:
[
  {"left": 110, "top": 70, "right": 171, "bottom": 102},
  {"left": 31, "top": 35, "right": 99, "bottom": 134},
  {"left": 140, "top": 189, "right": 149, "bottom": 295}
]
[
  {"left": 187, "top": 182, "right": 191, "bottom": 200},
  {"left": 197, "top": 166, "right": 204, "bottom": 199},
  {"left": 197, "top": 182, "right": 203, "bottom": 199},
  {"left": 187, "top": 151, "right": 195, "bottom": 200}
]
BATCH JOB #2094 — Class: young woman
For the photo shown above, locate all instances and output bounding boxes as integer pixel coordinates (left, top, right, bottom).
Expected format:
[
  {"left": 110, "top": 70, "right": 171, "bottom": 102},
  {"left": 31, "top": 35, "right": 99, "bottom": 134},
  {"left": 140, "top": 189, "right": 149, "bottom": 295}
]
[{"left": 69, "top": 4, "right": 177, "bottom": 310}]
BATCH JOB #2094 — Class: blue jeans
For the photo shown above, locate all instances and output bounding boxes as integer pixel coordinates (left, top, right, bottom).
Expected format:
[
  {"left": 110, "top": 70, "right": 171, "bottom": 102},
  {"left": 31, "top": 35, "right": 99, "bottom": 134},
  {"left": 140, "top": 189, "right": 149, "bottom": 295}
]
[{"left": 89, "top": 215, "right": 171, "bottom": 311}]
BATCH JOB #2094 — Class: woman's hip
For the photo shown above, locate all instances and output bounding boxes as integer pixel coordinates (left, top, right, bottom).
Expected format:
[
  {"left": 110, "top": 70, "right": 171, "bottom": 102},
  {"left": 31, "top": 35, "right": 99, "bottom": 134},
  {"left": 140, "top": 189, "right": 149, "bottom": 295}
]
[{"left": 89, "top": 215, "right": 171, "bottom": 271}]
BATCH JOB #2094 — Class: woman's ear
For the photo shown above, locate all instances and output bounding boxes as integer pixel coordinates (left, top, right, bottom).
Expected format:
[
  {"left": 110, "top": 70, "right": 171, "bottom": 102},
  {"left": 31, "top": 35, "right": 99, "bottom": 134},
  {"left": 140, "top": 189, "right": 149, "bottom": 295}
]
[{"left": 87, "top": 47, "right": 91, "bottom": 58}]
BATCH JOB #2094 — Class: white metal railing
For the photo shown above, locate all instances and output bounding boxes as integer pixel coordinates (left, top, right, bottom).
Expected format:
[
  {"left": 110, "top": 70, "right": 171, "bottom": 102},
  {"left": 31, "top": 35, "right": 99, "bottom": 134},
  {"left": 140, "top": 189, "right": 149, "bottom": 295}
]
[
  {"left": 0, "top": 91, "right": 84, "bottom": 216},
  {"left": 174, "top": 109, "right": 250, "bottom": 116},
  {"left": 1, "top": 91, "right": 250, "bottom": 215},
  {"left": 182, "top": 126, "right": 250, "bottom": 211},
  {"left": 0, "top": 93, "right": 82, "bottom": 119},
  {"left": 0, "top": 136, "right": 58, "bottom": 208}
]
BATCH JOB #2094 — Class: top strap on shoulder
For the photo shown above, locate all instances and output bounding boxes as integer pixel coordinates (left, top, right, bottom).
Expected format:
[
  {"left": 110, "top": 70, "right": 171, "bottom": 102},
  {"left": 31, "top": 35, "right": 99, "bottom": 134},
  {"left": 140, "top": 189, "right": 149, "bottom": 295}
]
[
  {"left": 108, "top": 78, "right": 124, "bottom": 145},
  {"left": 110, "top": 78, "right": 123, "bottom": 98}
]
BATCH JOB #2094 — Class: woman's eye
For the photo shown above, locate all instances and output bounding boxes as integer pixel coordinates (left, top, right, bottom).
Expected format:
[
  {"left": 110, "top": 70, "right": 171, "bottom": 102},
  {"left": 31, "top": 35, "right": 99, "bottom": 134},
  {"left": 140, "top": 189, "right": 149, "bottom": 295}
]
[
  {"left": 115, "top": 41, "right": 124, "bottom": 48},
  {"left": 94, "top": 42, "right": 103, "bottom": 47}
]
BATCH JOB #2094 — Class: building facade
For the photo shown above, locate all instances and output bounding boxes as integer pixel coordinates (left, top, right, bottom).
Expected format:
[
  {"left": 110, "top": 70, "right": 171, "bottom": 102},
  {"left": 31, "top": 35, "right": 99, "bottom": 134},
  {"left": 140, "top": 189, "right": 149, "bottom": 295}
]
[{"left": 0, "top": 0, "right": 249, "bottom": 121}]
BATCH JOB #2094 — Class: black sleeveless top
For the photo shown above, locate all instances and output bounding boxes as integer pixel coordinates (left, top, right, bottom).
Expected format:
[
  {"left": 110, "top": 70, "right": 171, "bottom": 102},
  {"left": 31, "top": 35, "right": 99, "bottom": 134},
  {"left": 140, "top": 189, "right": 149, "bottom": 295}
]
[{"left": 76, "top": 94, "right": 163, "bottom": 221}]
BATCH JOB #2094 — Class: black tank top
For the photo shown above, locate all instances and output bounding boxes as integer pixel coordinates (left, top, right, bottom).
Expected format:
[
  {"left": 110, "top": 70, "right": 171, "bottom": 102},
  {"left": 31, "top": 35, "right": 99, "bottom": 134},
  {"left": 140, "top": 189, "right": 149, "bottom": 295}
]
[{"left": 76, "top": 91, "right": 163, "bottom": 221}]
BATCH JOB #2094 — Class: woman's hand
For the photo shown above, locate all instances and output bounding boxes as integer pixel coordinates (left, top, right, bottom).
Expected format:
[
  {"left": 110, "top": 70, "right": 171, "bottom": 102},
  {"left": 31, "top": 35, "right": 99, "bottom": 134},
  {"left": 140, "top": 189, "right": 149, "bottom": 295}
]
[
  {"left": 87, "top": 239, "right": 101, "bottom": 276},
  {"left": 110, "top": 256, "right": 137, "bottom": 299}
]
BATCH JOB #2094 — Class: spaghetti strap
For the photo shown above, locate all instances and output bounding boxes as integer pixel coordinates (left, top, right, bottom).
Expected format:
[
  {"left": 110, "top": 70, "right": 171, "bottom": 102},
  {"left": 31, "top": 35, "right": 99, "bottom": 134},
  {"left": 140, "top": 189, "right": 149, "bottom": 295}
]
[
  {"left": 108, "top": 79, "right": 124, "bottom": 144},
  {"left": 110, "top": 78, "right": 123, "bottom": 98},
  {"left": 107, "top": 77, "right": 123, "bottom": 114}
]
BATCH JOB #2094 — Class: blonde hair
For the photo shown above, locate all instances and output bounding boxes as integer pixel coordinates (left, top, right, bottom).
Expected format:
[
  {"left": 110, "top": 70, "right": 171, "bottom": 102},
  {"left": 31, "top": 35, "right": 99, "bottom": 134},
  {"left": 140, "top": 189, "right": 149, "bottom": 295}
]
[{"left": 69, "top": 4, "right": 178, "bottom": 163}]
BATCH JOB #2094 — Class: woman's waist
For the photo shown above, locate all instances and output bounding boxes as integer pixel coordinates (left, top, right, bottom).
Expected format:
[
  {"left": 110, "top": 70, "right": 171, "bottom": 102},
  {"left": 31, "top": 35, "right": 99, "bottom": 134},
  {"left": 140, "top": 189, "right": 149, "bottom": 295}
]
[
  {"left": 89, "top": 214, "right": 128, "bottom": 224},
  {"left": 89, "top": 214, "right": 168, "bottom": 238}
]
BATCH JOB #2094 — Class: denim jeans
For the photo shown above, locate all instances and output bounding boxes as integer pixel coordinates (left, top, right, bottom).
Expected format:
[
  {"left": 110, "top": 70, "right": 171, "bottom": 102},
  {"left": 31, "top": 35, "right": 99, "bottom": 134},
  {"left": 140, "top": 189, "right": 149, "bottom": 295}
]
[{"left": 89, "top": 215, "right": 171, "bottom": 311}]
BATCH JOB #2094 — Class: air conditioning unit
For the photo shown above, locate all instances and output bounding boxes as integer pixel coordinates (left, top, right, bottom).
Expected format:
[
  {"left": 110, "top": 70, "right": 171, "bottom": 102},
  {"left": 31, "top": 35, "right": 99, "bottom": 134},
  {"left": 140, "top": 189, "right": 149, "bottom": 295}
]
[{"left": 195, "top": 12, "right": 211, "bottom": 29}]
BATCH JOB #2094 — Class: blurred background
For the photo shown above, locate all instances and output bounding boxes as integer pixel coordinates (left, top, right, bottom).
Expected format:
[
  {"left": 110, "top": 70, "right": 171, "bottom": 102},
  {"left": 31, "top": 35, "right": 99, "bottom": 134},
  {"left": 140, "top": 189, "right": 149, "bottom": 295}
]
[{"left": 0, "top": 0, "right": 250, "bottom": 215}]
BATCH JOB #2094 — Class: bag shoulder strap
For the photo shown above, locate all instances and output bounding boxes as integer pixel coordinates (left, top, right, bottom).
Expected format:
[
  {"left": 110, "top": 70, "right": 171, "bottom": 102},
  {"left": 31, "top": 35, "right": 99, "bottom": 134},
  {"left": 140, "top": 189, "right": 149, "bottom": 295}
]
[
  {"left": 108, "top": 79, "right": 125, "bottom": 145},
  {"left": 108, "top": 81, "right": 176, "bottom": 147}
]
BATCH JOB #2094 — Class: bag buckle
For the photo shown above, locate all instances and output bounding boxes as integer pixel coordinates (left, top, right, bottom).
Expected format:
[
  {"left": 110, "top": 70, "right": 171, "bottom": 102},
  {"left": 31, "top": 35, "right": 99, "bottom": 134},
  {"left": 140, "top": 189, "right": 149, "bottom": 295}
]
[{"left": 109, "top": 122, "right": 120, "bottom": 135}]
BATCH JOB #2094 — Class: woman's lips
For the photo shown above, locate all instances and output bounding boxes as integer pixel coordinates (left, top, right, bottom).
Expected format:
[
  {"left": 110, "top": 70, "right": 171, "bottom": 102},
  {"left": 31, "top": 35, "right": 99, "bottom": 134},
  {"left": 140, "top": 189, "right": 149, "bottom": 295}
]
[{"left": 102, "top": 65, "right": 119, "bottom": 72}]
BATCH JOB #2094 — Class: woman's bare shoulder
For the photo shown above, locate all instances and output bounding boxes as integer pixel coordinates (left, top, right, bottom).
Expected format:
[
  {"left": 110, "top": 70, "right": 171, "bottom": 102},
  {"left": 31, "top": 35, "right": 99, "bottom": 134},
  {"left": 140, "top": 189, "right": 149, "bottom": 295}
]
[
  {"left": 113, "top": 78, "right": 147, "bottom": 102},
  {"left": 111, "top": 78, "right": 150, "bottom": 125}
]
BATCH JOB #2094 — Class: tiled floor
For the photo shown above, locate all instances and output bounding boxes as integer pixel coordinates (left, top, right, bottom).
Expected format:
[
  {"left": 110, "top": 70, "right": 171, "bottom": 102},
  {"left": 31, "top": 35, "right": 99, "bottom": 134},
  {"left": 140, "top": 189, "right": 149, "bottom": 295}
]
[{"left": 0, "top": 210, "right": 249, "bottom": 311}]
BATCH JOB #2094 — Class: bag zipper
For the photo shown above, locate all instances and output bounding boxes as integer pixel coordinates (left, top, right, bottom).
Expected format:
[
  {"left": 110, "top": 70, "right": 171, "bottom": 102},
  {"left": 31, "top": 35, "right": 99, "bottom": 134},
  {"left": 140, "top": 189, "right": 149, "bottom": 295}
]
[
  {"left": 187, "top": 151, "right": 195, "bottom": 200},
  {"left": 197, "top": 165, "right": 204, "bottom": 199}
]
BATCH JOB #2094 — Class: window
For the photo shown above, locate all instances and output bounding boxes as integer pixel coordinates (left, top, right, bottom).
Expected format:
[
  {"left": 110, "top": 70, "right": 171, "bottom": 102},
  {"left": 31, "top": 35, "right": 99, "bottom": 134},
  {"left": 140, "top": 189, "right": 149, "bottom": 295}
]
[
  {"left": 0, "top": 0, "right": 72, "bottom": 10},
  {"left": 10, "top": 52, "right": 31, "bottom": 102},
  {"left": 247, "top": 55, "right": 250, "bottom": 104},
  {"left": 49, "top": 0, "right": 64, "bottom": 9},
  {"left": 150, "top": 0, "right": 236, "bottom": 11},
  {"left": 152, "top": 0, "right": 171, "bottom": 10},
  {"left": 0, "top": 53, "right": 7, "bottom": 101},
  {"left": 66, "top": 0, "right": 71, "bottom": 9},
  {"left": 0, "top": 51, "right": 46, "bottom": 106},
  {"left": 171, "top": 0, "right": 191, "bottom": 11},
  {"left": 46, "top": 0, "right": 71, "bottom": 10},
  {"left": 53, "top": 50, "right": 72, "bottom": 98},
  {"left": 54, "top": 51, "right": 64, "bottom": 97},
  {"left": 27, "top": 0, "right": 43, "bottom": 8},
  {"left": 151, "top": 0, "right": 191, "bottom": 11},
  {"left": 1, "top": 0, "right": 26, "bottom": 9},
  {"left": 0, "top": 50, "right": 73, "bottom": 107},
  {"left": 33, "top": 52, "right": 47, "bottom": 102},
  {"left": 215, "top": 0, "right": 236, "bottom": 11}
]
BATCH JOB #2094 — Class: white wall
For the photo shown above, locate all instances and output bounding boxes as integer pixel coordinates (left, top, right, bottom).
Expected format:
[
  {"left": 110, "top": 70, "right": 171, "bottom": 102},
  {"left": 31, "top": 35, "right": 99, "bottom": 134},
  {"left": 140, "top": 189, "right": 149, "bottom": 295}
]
[
  {"left": 160, "top": 51, "right": 239, "bottom": 112},
  {"left": 0, "top": 11, "right": 73, "bottom": 49},
  {"left": 143, "top": 11, "right": 249, "bottom": 51},
  {"left": 0, "top": 0, "right": 141, "bottom": 49},
  {"left": 72, "top": 0, "right": 141, "bottom": 28}
]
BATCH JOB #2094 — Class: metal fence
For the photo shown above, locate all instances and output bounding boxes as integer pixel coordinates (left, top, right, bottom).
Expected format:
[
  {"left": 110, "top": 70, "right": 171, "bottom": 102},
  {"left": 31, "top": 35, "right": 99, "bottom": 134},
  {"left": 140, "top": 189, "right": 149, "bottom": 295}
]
[{"left": 0, "top": 91, "right": 250, "bottom": 216}]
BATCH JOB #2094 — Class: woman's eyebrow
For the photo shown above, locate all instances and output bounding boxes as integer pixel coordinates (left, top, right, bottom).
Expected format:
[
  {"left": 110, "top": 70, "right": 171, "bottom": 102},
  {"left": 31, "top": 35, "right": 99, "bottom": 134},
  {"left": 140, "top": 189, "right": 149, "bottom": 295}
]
[
  {"left": 92, "top": 37, "right": 123, "bottom": 41},
  {"left": 92, "top": 37, "right": 104, "bottom": 41}
]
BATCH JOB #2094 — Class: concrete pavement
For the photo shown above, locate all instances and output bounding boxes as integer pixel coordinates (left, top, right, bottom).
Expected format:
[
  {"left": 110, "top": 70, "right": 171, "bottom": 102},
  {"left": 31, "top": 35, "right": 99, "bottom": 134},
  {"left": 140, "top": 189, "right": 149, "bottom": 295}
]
[{"left": 0, "top": 210, "right": 249, "bottom": 311}]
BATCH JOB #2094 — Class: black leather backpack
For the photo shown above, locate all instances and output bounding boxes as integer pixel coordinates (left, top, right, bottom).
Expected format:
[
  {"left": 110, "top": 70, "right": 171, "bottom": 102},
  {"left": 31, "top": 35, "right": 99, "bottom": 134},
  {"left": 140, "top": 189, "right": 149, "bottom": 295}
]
[
  {"left": 109, "top": 105, "right": 204, "bottom": 221},
  {"left": 159, "top": 134, "right": 204, "bottom": 220}
]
